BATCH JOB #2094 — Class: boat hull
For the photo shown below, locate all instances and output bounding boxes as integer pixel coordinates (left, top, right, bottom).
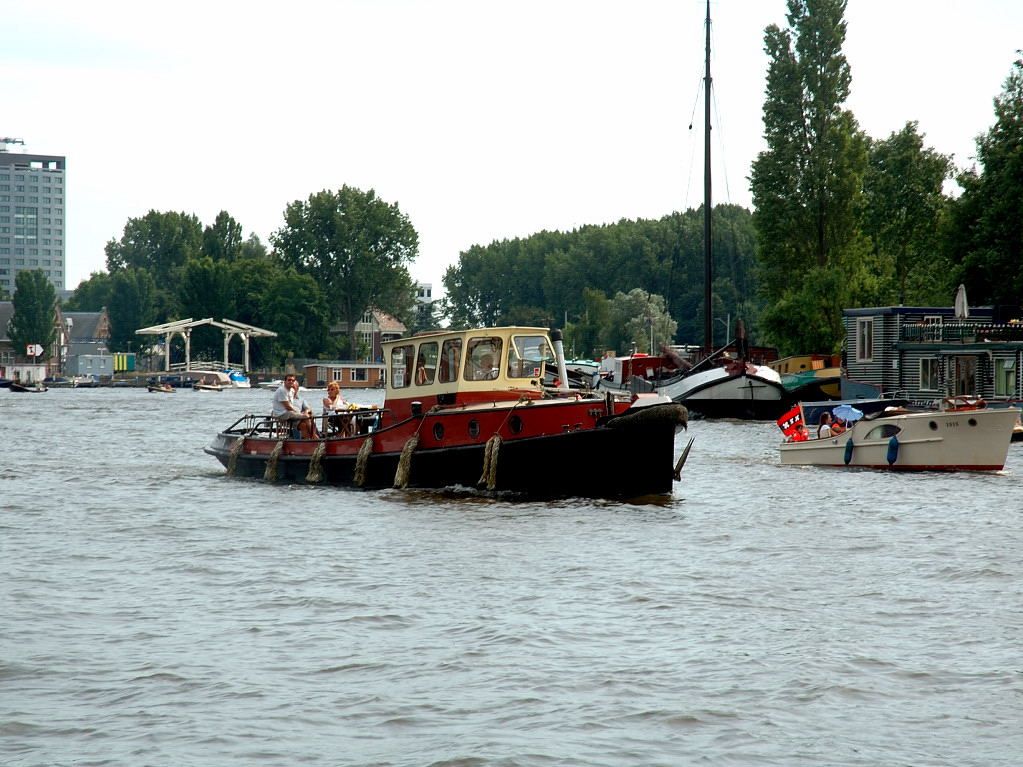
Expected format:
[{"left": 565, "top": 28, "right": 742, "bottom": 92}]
[
  {"left": 673, "top": 367, "right": 788, "bottom": 420},
  {"left": 206, "top": 402, "right": 688, "bottom": 499},
  {"left": 779, "top": 407, "right": 1017, "bottom": 471}
]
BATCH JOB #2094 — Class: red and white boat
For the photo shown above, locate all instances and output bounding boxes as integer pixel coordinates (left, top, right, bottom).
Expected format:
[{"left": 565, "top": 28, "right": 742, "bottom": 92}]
[{"left": 205, "top": 327, "right": 691, "bottom": 499}]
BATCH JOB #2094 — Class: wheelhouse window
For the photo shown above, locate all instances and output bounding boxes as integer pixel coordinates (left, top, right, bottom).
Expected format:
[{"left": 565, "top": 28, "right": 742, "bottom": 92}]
[
  {"left": 508, "top": 334, "right": 552, "bottom": 379},
  {"left": 856, "top": 318, "right": 874, "bottom": 362},
  {"left": 919, "top": 358, "right": 940, "bottom": 391},
  {"left": 464, "top": 336, "right": 503, "bottom": 381},
  {"left": 390, "top": 344, "right": 415, "bottom": 388},
  {"left": 995, "top": 357, "right": 1016, "bottom": 397},
  {"left": 415, "top": 342, "right": 438, "bottom": 386},
  {"left": 437, "top": 338, "right": 462, "bottom": 383}
]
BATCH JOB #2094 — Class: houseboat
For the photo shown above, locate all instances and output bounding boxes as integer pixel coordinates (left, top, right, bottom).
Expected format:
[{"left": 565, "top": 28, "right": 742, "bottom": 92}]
[{"left": 842, "top": 299, "right": 1023, "bottom": 410}]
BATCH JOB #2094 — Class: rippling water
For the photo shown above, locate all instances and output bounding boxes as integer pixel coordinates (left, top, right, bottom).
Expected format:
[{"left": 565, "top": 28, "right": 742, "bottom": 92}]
[{"left": 2, "top": 387, "right": 1021, "bottom": 766}]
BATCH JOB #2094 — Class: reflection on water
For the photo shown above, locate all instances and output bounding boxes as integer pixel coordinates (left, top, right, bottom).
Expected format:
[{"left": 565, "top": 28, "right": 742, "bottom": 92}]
[{"left": 2, "top": 388, "right": 1021, "bottom": 766}]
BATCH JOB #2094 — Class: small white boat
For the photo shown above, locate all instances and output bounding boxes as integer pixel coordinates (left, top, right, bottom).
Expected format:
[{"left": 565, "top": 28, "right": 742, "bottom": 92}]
[
  {"left": 224, "top": 369, "right": 251, "bottom": 388},
  {"left": 780, "top": 405, "right": 1018, "bottom": 471}
]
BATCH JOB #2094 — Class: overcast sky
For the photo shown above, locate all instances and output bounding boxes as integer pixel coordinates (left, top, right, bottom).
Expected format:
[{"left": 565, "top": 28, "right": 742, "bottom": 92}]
[{"left": 4, "top": 0, "right": 1021, "bottom": 296}]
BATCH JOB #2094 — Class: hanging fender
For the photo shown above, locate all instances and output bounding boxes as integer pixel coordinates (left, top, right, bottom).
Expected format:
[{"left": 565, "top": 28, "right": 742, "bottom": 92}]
[{"left": 886, "top": 435, "right": 899, "bottom": 465}]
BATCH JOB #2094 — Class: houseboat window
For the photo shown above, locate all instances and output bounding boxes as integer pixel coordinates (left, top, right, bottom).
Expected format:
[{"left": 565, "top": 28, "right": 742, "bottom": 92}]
[
  {"left": 995, "top": 358, "right": 1016, "bottom": 396},
  {"left": 331, "top": 369, "right": 344, "bottom": 383},
  {"left": 438, "top": 338, "right": 462, "bottom": 383},
  {"left": 415, "top": 342, "right": 438, "bottom": 386},
  {"left": 390, "top": 344, "right": 415, "bottom": 388},
  {"left": 465, "top": 337, "right": 503, "bottom": 381},
  {"left": 856, "top": 318, "right": 874, "bottom": 362},
  {"left": 508, "top": 334, "right": 552, "bottom": 379},
  {"left": 922, "top": 315, "right": 942, "bottom": 342},
  {"left": 919, "top": 358, "right": 940, "bottom": 391},
  {"left": 352, "top": 367, "right": 368, "bottom": 382}
]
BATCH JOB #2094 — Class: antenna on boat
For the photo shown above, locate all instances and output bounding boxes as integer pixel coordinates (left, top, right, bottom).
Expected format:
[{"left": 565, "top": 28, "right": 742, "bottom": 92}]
[{"left": 702, "top": 0, "right": 713, "bottom": 352}]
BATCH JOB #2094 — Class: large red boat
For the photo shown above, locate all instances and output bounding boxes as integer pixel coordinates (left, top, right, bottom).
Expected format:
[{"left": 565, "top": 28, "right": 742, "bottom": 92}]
[{"left": 205, "top": 327, "right": 691, "bottom": 499}]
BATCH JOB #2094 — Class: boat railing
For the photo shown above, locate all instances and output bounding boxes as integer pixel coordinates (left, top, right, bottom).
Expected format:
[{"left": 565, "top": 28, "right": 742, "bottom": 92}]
[{"left": 900, "top": 321, "right": 1023, "bottom": 344}]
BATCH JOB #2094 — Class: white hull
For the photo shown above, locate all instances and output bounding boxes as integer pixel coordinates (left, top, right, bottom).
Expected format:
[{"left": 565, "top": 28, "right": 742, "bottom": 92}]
[{"left": 780, "top": 407, "right": 1017, "bottom": 471}]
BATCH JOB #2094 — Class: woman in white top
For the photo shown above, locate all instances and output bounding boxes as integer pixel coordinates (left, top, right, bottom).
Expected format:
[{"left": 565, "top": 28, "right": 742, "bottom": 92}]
[{"left": 322, "top": 381, "right": 354, "bottom": 436}]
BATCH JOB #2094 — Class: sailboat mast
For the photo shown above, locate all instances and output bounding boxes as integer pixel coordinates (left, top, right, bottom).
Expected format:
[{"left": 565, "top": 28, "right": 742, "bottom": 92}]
[{"left": 702, "top": 0, "right": 713, "bottom": 351}]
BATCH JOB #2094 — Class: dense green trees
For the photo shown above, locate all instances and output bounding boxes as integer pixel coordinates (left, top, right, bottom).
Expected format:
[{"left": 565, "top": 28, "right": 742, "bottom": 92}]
[
  {"left": 271, "top": 186, "right": 419, "bottom": 357},
  {"left": 944, "top": 56, "right": 1023, "bottom": 307},
  {"left": 751, "top": 0, "right": 874, "bottom": 353},
  {"left": 9, "top": 269, "right": 57, "bottom": 356},
  {"left": 861, "top": 122, "right": 952, "bottom": 305},
  {"left": 440, "top": 206, "right": 759, "bottom": 358}
]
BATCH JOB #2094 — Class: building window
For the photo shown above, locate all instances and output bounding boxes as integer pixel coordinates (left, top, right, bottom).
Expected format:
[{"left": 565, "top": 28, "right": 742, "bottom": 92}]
[
  {"left": 351, "top": 367, "right": 367, "bottom": 382},
  {"left": 919, "top": 358, "right": 940, "bottom": 391},
  {"left": 856, "top": 318, "right": 874, "bottom": 362},
  {"left": 995, "top": 358, "right": 1017, "bottom": 397}
]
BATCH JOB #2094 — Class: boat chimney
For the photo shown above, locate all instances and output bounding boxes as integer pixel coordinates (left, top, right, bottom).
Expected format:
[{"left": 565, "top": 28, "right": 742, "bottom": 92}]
[{"left": 550, "top": 329, "right": 571, "bottom": 393}]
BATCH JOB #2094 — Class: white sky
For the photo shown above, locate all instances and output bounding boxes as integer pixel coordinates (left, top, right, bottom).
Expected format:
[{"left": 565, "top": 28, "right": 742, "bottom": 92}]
[{"left": 4, "top": 0, "right": 1021, "bottom": 295}]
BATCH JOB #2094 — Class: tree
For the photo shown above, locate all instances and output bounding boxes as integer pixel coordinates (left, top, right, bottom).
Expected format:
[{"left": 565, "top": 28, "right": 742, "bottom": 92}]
[
  {"left": 861, "top": 122, "right": 953, "bottom": 305},
  {"left": 202, "top": 211, "right": 244, "bottom": 262},
  {"left": 271, "top": 186, "right": 419, "bottom": 354},
  {"left": 604, "top": 288, "right": 677, "bottom": 355},
  {"left": 750, "top": 0, "right": 872, "bottom": 353},
  {"left": 945, "top": 56, "right": 1023, "bottom": 306},
  {"left": 64, "top": 271, "right": 113, "bottom": 311},
  {"left": 107, "top": 269, "right": 159, "bottom": 354},
  {"left": 177, "top": 257, "right": 238, "bottom": 359},
  {"left": 105, "top": 210, "right": 203, "bottom": 285},
  {"left": 8, "top": 269, "right": 57, "bottom": 357}
]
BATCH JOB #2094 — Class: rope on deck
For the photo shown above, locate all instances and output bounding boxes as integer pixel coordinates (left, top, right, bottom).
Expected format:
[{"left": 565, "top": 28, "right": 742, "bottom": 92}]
[
  {"left": 306, "top": 441, "right": 327, "bottom": 483},
  {"left": 263, "top": 440, "right": 284, "bottom": 482},
  {"left": 393, "top": 434, "right": 420, "bottom": 489},
  {"left": 353, "top": 435, "right": 374, "bottom": 487},
  {"left": 226, "top": 437, "right": 244, "bottom": 477},
  {"left": 477, "top": 433, "right": 502, "bottom": 490}
]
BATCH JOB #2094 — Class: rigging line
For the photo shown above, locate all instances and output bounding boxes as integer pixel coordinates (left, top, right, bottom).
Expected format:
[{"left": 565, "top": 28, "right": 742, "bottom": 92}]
[
  {"left": 684, "top": 73, "right": 703, "bottom": 212},
  {"left": 708, "top": 15, "right": 733, "bottom": 206}
]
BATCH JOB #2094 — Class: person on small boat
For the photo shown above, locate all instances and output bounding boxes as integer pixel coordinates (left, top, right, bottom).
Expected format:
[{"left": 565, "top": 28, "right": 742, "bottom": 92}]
[
  {"left": 272, "top": 375, "right": 318, "bottom": 439},
  {"left": 322, "top": 381, "right": 355, "bottom": 436},
  {"left": 830, "top": 416, "right": 846, "bottom": 436},
  {"left": 817, "top": 411, "right": 833, "bottom": 439},
  {"left": 789, "top": 424, "right": 809, "bottom": 442}
]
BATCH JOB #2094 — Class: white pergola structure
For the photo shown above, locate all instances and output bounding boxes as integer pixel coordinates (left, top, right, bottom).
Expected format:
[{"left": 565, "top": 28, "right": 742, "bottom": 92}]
[{"left": 135, "top": 318, "right": 277, "bottom": 372}]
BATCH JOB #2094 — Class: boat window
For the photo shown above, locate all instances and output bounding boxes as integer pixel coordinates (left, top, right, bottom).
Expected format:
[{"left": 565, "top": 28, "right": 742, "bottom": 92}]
[
  {"left": 864, "top": 423, "right": 901, "bottom": 441},
  {"left": 508, "top": 334, "right": 552, "bottom": 379},
  {"left": 465, "top": 336, "right": 503, "bottom": 381},
  {"left": 438, "top": 338, "right": 461, "bottom": 383},
  {"left": 415, "top": 342, "right": 438, "bottom": 386},
  {"left": 390, "top": 344, "right": 415, "bottom": 389}
]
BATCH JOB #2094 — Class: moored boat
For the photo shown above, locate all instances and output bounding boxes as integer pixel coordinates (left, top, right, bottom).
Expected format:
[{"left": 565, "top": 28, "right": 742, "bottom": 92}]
[
  {"left": 10, "top": 381, "right": 48, "bottom": 393},
  {"left": 205, "top": 327, "right": 692, "bottom": 499},
  {"left": 148, "top": 382, "right": 175, "bottom": 393},
  {"left": 779, "top": 402, "right": 1017, "bottom": 471}
]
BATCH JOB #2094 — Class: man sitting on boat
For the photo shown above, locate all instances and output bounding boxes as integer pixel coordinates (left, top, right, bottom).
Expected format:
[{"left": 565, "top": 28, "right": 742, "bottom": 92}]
[{"left": 272, "top": 375, "right": 319, "bottom": 439}]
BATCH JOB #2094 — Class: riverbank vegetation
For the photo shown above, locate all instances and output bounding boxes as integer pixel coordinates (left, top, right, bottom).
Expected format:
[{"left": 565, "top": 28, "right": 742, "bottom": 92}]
[{"left": 48, "top": 0, "right": 1022, "bottom": 363}]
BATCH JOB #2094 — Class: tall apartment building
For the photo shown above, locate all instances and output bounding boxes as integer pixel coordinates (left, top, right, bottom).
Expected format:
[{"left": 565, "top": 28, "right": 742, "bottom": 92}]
[{"left": 0, "top": 144, "right": 66, "bottom": 296}]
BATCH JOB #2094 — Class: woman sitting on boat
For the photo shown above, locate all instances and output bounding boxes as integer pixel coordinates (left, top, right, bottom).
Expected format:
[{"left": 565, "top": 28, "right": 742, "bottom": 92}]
[
  {"left": 322, "top": 381, "right": 355, "bottom": 436},
  {"left": 817, "top": 411, "right": 833, "bottom": 439}
]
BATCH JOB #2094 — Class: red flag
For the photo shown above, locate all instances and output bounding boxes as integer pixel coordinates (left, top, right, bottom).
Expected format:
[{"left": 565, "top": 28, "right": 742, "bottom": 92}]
[{"left": 776, "top": 405, "right": 803, "bottom": 437}]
